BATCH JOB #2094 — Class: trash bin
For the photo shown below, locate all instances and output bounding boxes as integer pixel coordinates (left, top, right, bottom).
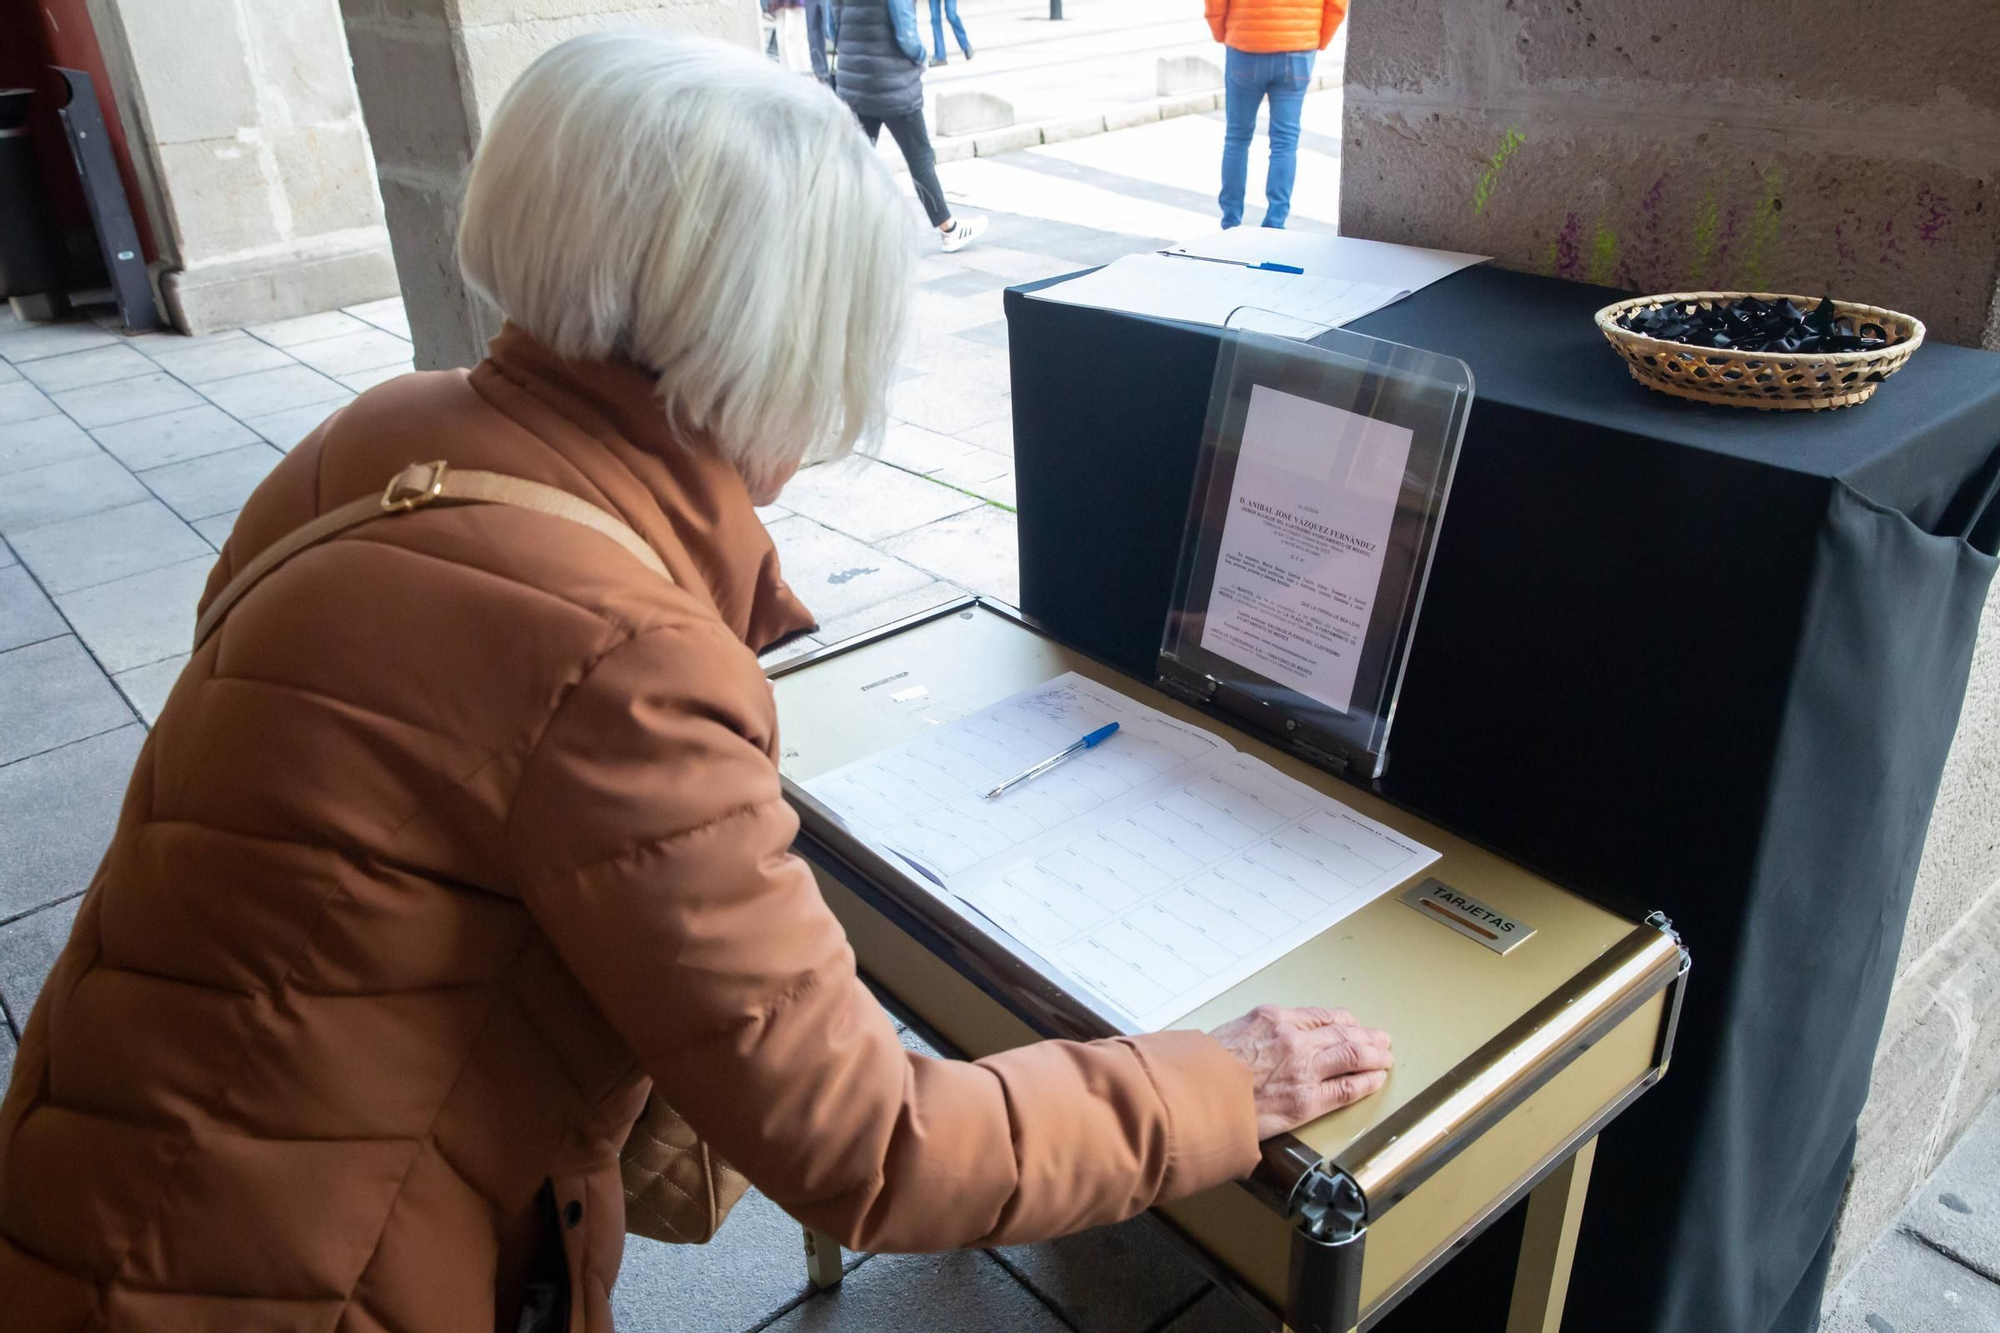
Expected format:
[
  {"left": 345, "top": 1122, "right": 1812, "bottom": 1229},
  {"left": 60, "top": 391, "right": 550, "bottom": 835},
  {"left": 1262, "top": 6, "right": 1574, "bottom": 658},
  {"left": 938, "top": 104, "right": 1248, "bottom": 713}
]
[{"left": 0, "top": 87, "right": 68, "bottom": 300}]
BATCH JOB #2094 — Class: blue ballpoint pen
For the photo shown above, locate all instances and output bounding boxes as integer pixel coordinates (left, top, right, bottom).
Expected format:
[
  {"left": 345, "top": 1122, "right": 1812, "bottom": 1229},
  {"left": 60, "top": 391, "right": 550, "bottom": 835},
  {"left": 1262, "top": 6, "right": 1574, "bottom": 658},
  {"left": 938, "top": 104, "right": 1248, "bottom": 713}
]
[
  {"left": 1157, "top": 250, "right": 1306, "bottom": 276},
  {"left": 984, "top": 722, "right": 1120, "bottom": 799}
]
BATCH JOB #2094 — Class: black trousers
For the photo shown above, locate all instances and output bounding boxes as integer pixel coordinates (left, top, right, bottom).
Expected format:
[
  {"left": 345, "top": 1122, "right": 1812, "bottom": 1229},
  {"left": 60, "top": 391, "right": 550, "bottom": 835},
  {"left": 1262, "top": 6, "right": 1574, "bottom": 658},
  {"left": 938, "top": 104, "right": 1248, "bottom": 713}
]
[{"left": 858, "top": 110, "right": 951, "bottom": 228}]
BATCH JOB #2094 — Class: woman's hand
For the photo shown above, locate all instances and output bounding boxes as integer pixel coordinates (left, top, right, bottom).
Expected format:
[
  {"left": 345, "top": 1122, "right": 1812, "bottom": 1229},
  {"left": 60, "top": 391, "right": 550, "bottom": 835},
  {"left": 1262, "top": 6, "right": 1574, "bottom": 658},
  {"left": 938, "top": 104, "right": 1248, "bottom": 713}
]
[{"left": 1209, "top": 1005, "right": 1394, "bottom": 1139}]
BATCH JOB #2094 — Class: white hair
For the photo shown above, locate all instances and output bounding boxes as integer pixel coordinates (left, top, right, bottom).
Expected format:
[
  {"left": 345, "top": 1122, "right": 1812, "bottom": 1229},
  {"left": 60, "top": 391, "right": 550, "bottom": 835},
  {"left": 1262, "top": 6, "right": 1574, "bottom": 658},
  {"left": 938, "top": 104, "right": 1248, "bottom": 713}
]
[{"left": 458, "top": 32, "right": 912, "bottom": 496}]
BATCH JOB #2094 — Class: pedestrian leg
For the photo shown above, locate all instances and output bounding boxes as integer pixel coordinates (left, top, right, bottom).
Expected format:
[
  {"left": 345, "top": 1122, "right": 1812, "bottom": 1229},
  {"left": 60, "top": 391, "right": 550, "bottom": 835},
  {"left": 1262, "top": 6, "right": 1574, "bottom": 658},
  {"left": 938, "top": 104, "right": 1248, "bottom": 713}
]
[
  {"left": 882, "top": 110, "right": 952, "bottom": 228},
  {"left": 929, "top": 0, "right": 949, "bottom": 66},
  {"left": 945, "top": 0, "right": 973, "bottom": 57},
  {"left": 1218, "top": 49, "right": 1265, "bottom": 229},
  {"left": 1260, "top": 52, "right": 1316, "bottom": 229}
]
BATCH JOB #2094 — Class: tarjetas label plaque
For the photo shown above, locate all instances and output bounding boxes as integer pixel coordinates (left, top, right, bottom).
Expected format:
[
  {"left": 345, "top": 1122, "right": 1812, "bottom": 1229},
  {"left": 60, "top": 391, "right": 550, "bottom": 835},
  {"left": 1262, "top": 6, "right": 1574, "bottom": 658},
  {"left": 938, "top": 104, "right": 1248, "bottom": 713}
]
[{"left": 1401, "top": 878, "right": 1535, "bottom": 955}]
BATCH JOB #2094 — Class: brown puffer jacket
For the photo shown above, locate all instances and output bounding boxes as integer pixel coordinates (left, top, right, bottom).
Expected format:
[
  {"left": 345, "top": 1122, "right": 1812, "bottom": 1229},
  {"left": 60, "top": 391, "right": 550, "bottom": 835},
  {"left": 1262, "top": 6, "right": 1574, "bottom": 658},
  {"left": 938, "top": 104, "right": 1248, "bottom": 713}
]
[
  {"left": 1205, "top": 0, "right": 1347, "bottom": 54},
  {"left": 0, "top": 327, "right": 1259, "bottom": 1332}
]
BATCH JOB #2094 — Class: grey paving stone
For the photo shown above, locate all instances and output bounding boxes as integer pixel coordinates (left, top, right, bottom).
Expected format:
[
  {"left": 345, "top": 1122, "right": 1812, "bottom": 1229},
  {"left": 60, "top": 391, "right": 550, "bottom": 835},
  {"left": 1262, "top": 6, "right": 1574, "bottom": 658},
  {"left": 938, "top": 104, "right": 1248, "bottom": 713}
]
[
  {"left": 0, "top": 537, "right": 13, "bottom": 568},
  {"left": 755, "top": 503, "right": 792, "bottom": 524},
  {"left": 0, "top": 413, "right": 97, "bottom": 476},
  {"left": 0, "top": 896, "right": 83, "bottom": 1031},
  {"left": 994, "top": 1218, "right": 1210, "bottom": 1333},
  {"left": 142, "top": 332, "right": 297, "bottom": 385},
  {"left": 1906, "top": 1095, "right": 2000, "bottom": 1281},
  {"left": 881, "top": 506, "right": 1020, "bottom": 605},
  {"left": 0, "top": 566, "right": 67, "bottom": 651},
  {"left": 0, "top": 636, "right": 133, "bottom": 766},
  {"left": 1157, "top": 1288, "right": 1265, "bottom": 1333},
  {"left": 0, "top": 725, "right": 141, "bottom": 921},
  {"left": 872, "top": 421, "right": 986, "bottom": 477},
  {"left": 248, "top": 310, "right": 371, "bottom": 347},
  {"left": 286, "top": 328, "right": 413, "bottom": 378},
  {"left": 0, "top": 453, "right": 151, "bottom": 536},
  {"left": 809, "top": 581, "right": 968, "bottom": 647},
  {"left": 338, "top": 360, "right": 414, "bottom": 393},
  {"left": 0, "top": 381, "right": 60, "bottom": 425},
  {"left": 243, "top": 401, "right": 344, "bottom": 451},
  {"left": 612, "top": 1188, "right": 857, "bottom": 1333},
  {"left": 778, "top": 456, "right": 981, "bottom": 543},
  {"left": 199, "top": 364, "right": 352, "bottom": 420},
  {"left": 344, "top": 297, "right": 411, "bottom": 339},
  {"left": 91, "top": 403, "right": 260, "bottom": 471},
  {"left": 0, "top": 320, "right": 116, "bottom": 363},
  {"left": 920, "top": 269, "right": 1013, "bottom": 298},
  {"left": 12, "top": 499, "right": 212, "bottom": 594},
  {"left": 16, "top": 344, "right": 158, "bottom": 394},
  {"left": 889, "top": 372, "right": 1012, "bottom": 438},
  {"left": 765, "top": 516, "right": 937, "bottom": 626},
  {"left": 956, "top": 320, "right": 1012, "bottom": 350},
  {"left": 54, "top": 556, "right": 213, "bottom": 673},
  {"left": 192, "top": 510, "right": 241, "bottom": 551},
  {"left": 766, "top": 1250, "right": 1067, "bottom": 1333},
  {"left": 1822, "top": 1229, "right": 2000, "bottom": 1333},
  {"left": 1, "top": 1022, "right": 13, "bottom": 1085},
  {"left": 113, "top": 653, "right": 190, "bottom": 727},
  {"left": 0, "top": 357, "right": 18, "bottom": 384},
  {"left": 49, "top": 372, "right": 206, "bottom": 429},
  {"left": 140, "top": 443, "right": 284, "bottom": 521},
  {"left": 957, "top": 416, "right": 1017, "bottom": 458}
]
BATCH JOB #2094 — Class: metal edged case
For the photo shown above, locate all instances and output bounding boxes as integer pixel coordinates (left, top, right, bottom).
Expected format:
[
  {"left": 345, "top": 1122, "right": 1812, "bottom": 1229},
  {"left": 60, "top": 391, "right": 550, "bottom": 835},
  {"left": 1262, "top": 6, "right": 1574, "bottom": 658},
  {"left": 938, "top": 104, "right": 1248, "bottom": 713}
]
[
  {"left": 769, "top": 600, "right": 1687, "bottom": 1333},
  {"left": 1159, "top": 319, "right": 1474, "bottom": 781}
]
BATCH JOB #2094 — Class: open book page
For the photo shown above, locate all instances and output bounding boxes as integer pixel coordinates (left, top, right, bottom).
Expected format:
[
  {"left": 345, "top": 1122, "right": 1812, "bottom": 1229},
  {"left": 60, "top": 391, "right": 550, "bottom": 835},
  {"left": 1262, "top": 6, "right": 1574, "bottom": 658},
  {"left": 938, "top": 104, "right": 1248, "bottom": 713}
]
[
  {"left": 1025, "top": 253, "right": 1406, "bottom": 338},
  {"left": 803, "top": 673, "right": 1439, "bottom": 1032}
]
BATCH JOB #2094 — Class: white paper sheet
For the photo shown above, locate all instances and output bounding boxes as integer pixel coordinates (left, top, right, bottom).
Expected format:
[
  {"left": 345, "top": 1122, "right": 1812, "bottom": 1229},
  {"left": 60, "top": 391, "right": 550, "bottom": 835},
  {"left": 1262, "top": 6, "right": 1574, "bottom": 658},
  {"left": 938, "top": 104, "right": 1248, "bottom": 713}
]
[
  {"left": 1025, "top": 252, "right": 1406, "bottom": 338},
  {"left": 1199, "top": 385, "right": 1413, "bottom": 716},
  {"left": 805, "top": 673, "right": 1439, "bottom": 1032},
  {"left": 1168, "top": 230, "right": 1488, "bottom": 296}
]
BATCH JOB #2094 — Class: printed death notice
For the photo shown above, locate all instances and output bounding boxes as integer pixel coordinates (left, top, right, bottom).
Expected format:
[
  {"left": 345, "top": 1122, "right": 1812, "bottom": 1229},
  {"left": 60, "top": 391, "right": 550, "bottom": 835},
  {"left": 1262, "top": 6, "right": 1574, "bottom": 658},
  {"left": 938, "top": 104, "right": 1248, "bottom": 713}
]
[{"left": 1199, "top": 385, "right": 1414, "bottom": 717}]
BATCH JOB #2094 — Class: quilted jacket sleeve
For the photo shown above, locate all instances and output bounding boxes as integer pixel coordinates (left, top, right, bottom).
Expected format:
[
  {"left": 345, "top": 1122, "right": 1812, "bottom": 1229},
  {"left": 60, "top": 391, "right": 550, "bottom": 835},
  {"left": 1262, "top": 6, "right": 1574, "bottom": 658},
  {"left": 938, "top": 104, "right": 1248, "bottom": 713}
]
[
  {"left": 1205, "top": 0, "right": 1228, "bottom": 45},
  {"left": 504, "top": 621, "right": 1260, "bottom": 1252},
  {"left": 1321, "top": 0, "right": 1348, "bottom": 50}
]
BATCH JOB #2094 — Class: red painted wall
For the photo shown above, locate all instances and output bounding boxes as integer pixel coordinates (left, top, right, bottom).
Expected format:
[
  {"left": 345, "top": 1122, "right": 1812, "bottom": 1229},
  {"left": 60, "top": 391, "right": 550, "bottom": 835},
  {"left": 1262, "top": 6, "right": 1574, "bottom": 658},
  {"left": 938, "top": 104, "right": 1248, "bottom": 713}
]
[{"left": 1, "top": 0, "right": 159, "bottom": 264}]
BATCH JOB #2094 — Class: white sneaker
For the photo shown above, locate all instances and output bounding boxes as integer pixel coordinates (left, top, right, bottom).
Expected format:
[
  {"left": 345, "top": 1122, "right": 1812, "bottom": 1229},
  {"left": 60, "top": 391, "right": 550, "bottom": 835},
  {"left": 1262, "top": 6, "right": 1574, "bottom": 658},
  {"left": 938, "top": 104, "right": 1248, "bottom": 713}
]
[{"left": 941, "top": 215, "right": 986, "bottom": 253}]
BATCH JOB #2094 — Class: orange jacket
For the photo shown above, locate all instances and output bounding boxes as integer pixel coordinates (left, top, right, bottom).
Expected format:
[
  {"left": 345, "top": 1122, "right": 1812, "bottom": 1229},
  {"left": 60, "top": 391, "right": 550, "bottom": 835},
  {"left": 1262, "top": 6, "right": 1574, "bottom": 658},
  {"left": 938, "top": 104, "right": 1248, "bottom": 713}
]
[
  {"left": 1207, "top": 0, "right": 1347, "bottom": 53},
  {"left": 0, "top": 326, "right": 1259, "bottom": 1332}
]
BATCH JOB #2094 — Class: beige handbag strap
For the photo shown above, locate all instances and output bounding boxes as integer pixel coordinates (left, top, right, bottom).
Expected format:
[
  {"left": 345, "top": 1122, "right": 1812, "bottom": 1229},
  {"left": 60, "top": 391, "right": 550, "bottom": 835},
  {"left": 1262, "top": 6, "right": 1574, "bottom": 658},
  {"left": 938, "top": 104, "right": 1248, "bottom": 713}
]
[{"left": 193, "top": 460, "right": 672, "bottom": 651}]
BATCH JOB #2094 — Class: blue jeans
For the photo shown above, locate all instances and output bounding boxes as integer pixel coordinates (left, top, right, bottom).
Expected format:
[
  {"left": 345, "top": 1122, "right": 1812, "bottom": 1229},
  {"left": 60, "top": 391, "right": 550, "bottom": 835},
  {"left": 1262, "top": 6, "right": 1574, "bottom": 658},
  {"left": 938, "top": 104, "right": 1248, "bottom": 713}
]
[
  {"left": 930, "top": 0, "right": 970, "bottom": 59},
  {"left": 1219, "top": 47, "right": 1315, "bottom": 229}
]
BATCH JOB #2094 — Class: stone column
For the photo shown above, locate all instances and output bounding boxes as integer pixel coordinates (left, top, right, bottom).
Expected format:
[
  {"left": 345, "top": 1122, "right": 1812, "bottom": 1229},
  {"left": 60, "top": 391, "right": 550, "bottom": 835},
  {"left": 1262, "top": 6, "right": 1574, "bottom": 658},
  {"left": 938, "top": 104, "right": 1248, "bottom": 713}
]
[
  {"left": 85, "top": 0, "right": 398, "bottom": 333},
  {"left": 1338, "top": 0, "right": 2000, "bottom": 1293},
  {"left": 1339, "top": 3, "right": 2000, "bottom": 349},
  {"left": 339, "top": 0, "right": 759, "bottom": 372}
]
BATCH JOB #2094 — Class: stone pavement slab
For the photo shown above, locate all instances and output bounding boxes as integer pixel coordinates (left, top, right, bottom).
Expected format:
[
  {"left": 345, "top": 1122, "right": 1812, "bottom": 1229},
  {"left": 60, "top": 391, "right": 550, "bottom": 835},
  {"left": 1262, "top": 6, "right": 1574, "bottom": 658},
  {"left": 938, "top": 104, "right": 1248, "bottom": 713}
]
[
  {"left": 91, "top": 404, "right": 261, "bottom": 472},
  {"left": 286, "top": 328, "right": 416, "bottom": 378},
  {"left": 1906, "top": 1095, "right": 2000, "bottom": 1281},
  {"left": 250, "top": 310, "right": 372, "bottom": 347},
  {"left": 345, "top": 297, "right": 411, "bottom": 339},
  {"left": 993, "top": 1217, "right": 1209, "bottom": 1333},
  {"left": 16, "top": 344, "right": 158, "bottom": 394},
  {"left": 246, "top": 402, "right": 347, "bottom": 451},
  {"left": 192, "top": 512, "right": 241, "bottom": 550},
  {"left": 613, "top": 1189, "right": 861, "bottom": 1333},
  {"left": 0, "top": 380, "right": 61, "bottom": 426},
  {"left": 139, "top": 443, "right": 286, "bottom": 522},
  {"left": 49, "top": 372, "right": 205, "bottom": 429},
  {"left": 778, "top": 456, "right": 982, "bottom": 543},
  {"left": 0, "top": 566, "right": 67, "bottom": 652},
  {"left": 114, "top": 654, "right": 192, "bottom": 727},
  {"left": 53, "top": 556, "right": 213, "bottom": 673},
  {"left": 198, "top": 364, "right": 352, "bottom": 420},
  {"left": 12, "top": 499, "right": 212, "bottom": 595},
  {"left": 0, "top": 895, "right": 84, "bottom": 1035},
  {"left": 0, "top": 453, "right": 150, "bottom": 536},
  {"left": 1823, "top": 1230, "right": 2000, "bottom": 1333},
  {"left": 0, "top": 319, "right": 118, "bottom": 362},
  {"left": 0, "top": 636, "right": 134, "bottom": 766},
  {"left": 0, "top": 724, "right": 143, "bottom": 921},
  {"left": 767, "top": 1250, "right": 1069, "bottom": 1333},
  {"left": 880, "top": 505, "right": 1020, "bottom": 604},
  {"left": 141, "top": 332, "right": 298, "bottom": 385},
  {"left": 808, "top": 581, "right": 967, "bottom": 646},
  {"left": 1, "top": 413, "right": 97, "bottom": 475},
  {"left": 766, "top": 516, "right": 938, "bottom": 625}
]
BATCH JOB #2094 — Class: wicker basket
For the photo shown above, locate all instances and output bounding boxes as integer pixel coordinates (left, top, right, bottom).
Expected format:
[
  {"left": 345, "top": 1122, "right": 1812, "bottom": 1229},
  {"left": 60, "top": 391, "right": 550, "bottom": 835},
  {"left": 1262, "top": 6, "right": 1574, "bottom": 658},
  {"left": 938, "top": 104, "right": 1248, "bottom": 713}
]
[{"left": 1594, "top": 292, "right": 1924, "bottom": 411}]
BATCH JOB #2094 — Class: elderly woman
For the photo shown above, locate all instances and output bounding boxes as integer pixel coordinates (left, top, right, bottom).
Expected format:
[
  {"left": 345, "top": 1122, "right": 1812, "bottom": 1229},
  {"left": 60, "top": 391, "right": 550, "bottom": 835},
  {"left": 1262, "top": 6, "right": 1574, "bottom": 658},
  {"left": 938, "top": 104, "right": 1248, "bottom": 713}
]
[{"left": 0, "top": 33, "right": 1391, "bottom": 1333}]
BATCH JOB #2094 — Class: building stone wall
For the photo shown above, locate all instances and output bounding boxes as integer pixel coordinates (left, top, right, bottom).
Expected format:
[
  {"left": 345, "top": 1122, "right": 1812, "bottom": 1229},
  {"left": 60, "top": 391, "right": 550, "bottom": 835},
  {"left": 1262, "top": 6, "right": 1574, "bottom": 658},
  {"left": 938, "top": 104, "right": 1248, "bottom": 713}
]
[
  {"left": 1339, "top": 0, "right": 2000, "bottom": 1294},
  {"left": 339, "top": 0, "right": 758, "bottom": 371},
  {"left": 87, "top": 0, "right": 399, "bottom": 333},
  {"left": 1341, "top": 1, "right": 2000, "bottom": 348}
]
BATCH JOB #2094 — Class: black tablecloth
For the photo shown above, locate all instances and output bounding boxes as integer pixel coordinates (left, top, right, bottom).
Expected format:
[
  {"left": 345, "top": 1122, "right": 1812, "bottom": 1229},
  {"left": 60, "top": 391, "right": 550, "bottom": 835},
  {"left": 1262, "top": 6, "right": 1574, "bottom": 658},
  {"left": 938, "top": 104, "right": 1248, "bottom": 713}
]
[{"left": 1004, "top": 266, "right": 2000, "bottom": 1333}]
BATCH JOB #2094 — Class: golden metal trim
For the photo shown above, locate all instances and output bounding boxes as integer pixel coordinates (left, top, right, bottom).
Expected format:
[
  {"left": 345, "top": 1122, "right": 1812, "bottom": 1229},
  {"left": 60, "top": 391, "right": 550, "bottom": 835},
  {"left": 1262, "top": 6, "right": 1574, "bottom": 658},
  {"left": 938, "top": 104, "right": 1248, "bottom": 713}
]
[{"left": 1335, "top": 924, "right": 1684, "bottom": 1211}]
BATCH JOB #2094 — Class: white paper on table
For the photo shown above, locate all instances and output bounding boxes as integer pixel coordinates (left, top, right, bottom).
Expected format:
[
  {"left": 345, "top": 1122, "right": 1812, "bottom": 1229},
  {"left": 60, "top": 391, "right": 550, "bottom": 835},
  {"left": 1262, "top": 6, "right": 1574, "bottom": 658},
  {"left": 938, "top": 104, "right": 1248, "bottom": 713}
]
[
  {"left": 1024, "top": 252, "right": 1407, "bottom": 338},
  {"left": 804, "top": 672, "right": 1439, "bottom": 1032},
  {"left": 1168, "top": 230, "right": 1488, "bottom": 299},
  {"left": 1198, "top": 384, "right": 1413, "bottom": 717}
]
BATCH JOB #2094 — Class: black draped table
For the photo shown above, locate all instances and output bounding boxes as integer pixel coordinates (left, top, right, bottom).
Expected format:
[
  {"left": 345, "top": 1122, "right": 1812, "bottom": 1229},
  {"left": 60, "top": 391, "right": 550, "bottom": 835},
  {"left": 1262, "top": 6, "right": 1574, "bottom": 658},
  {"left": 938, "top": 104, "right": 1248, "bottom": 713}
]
[{"left": 1002, "top": 265, "right": 2000, "bottom": 1333}]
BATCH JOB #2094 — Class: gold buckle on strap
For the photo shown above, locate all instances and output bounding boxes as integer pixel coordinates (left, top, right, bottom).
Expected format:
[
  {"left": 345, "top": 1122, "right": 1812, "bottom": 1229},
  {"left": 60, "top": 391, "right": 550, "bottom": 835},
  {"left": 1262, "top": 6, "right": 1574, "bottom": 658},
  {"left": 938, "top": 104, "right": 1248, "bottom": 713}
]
[{"left": 382, "top": 460, "right": 449, "bottom": 512}]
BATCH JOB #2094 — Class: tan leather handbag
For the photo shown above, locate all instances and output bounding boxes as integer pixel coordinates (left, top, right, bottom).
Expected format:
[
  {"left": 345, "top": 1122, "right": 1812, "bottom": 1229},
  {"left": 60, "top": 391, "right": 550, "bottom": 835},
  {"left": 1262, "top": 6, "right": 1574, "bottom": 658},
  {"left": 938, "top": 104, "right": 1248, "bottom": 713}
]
[{"left": 198, "top": 460, "right": 749, "bottom": 1246}]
